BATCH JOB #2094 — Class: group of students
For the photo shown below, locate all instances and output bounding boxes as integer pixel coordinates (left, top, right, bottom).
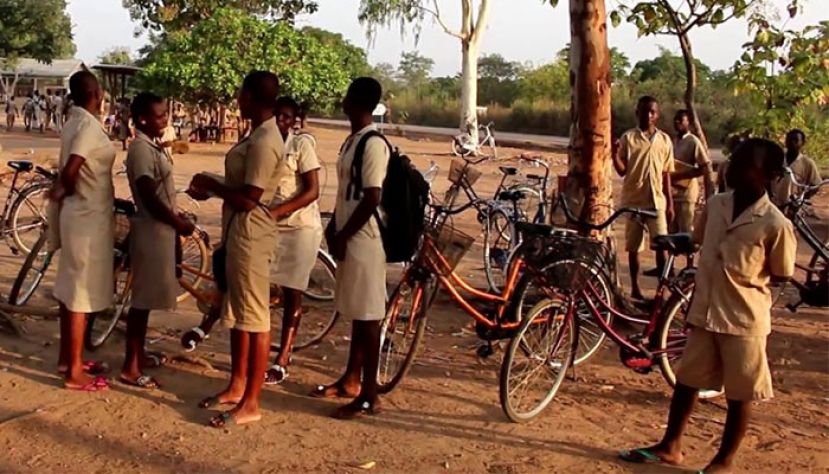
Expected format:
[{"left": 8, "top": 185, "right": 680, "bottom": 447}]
[
  {"left": 50, "top": 70, "right": 390, "bottom": 428},
  {"left": 4, "top": 90, "right": 68, "bottom": 133},
  {"left": 615, "top": 96, "right": 821, "bottom": 473}
]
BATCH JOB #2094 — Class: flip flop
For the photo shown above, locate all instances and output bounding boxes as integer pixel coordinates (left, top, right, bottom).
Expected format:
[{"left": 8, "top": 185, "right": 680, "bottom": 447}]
[
  {"left": 309, "top": 383, "right": 359, "bottom": 399},
  {"left": 144, "top": 352, "right": 168, "bottom": 369},
  {"left": 119, "top": 374, "right": 160, "bottom": 390},
  {"left": 65, "top": 375, "right": 109, "bottom": 392},
  {"left": 209, "top": 412, "right": 236, "bottom": 428},
  {"left": 331, "top": 399, "right": 383, "bottom": 420},
  {"left": 264, "top": 364, "right": 288, "bottom": 386},
  {"left": 618, "top": 448, "right": 673, "bottom": 465},
  {"left": 57, "top": 360, "right": 110, "bottom": 376},
  {"left": 198, "top": 395, "right": 240, "bottom": 409}
]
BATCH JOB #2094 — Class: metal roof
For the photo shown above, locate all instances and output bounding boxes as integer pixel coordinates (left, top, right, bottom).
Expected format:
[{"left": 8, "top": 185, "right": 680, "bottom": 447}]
[
  {"left": 0, "top": 58, "right": 87, "bottom": 78},
  {"left": 92, "top": 64, "right": 143, "bottom": 76}
]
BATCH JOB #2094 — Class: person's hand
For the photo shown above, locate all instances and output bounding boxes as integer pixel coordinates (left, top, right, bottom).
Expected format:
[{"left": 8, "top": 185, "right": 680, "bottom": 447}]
[
  {"left": 269, "top": 204, "right": 288, "bottom": 221},
  {"left": 189, "top": 173, "right": 214, "bottom": 193},
  {"left": 666, "top": 207, "right": 675, "bottom": 224},
  {"left": 186, "top": 187, "right": 210, "bottom": 201},
  {"left": 176, "top": 215, "right": 196, "bottom": 237},
  {"left": 330, "top": 233, "right": 347, "bottom": 262},
  {"left": 48, "top": 182, "right": 66, "bottom": 202},
  {"left": 324, "top": 219, "right": 336, "bottom": 247}
]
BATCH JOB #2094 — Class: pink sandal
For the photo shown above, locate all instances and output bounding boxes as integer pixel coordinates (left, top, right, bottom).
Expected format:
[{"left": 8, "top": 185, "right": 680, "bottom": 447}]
[{"left": 65, "top": 376, "right": 109, "bottom": 392}]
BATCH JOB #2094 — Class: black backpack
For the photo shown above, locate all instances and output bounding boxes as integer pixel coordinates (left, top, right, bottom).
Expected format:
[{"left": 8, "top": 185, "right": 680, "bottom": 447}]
[{"left": 348, "top": 131, "right": 430, "bottom": 263}]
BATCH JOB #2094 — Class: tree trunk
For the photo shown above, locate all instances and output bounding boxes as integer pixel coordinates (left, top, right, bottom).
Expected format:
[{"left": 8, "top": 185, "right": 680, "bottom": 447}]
[
  {"left": 460, "top": 39, "right": 480, "bottom": 146},
  {"left": 678, "top": 33, "right": 708, "bottom": 148},
  {"left": 566, "top": 0, "right": 613, "bottom": 233}
]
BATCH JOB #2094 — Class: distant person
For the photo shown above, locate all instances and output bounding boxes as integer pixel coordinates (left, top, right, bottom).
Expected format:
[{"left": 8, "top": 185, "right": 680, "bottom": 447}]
[
  {"left": 121, "top": 92, "right": 195, "bottom": 390},
  {"left": 23, "top": 94, "right": 35, "bottom": 132},
  {"left": 49, "top": 71, "right": 116, "bottom": 392},
  {"left": 264, "top": 97, "right": 322, "bottom": 386},
  {"left": 52, "top": 91, "right": 64, "bottom": 133},
  {"left": 33, "top": 92, "right": 45, "bottom": 133},
  {"left": 188, "top": 71, "right": 284, "bottom": 428},
  {"left": 116, "top": 98, "right": 131, "bottom": 151},
  {"left": 5, "top": 96, "right": 18, "bottom": 131},
  {"left": 670, "top": 110, "right": 713, "bottom": 234},
  {"left": 311, "top": 77, "right": 388, "bottom": 419},
  {"left": 620, "top": 138, "right": 795, "bottom": 474},
  {"left": 770, "top": 129, "right": 821, "bottom": 206},
  {"left": 613, "top": 96, "right": 675, "bottom": 301}
]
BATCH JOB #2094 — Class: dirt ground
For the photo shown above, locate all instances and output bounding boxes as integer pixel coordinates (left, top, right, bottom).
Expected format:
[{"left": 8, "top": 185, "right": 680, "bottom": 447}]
[{"left": 0, "top": 125, "right": 826, "bottom": 474}]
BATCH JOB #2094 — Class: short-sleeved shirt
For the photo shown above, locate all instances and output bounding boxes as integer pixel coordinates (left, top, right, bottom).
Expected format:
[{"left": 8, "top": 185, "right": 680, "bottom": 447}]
[
  {"left": 272, "top": 131, "right": 322, "bottom": 229},
  {"left": 673, "top": 132, "right": 710, "bottom": 202},
  {"left": 335, "top": 124, "right": 390, "bottom": 240},
  {"left": 618, "top": 128, "right": 675, "bottom": 210},
  {"left": 59, "top": 107, "right": 116, "bottom": 214},
  {"left": 771, "top": 154, "right": 821, "bottom": 206},
  {"left": 126, "top": 131, "right": 176, "bottom": 221},
  {"left": 688, "top": 192, "right": 796, "bottom": 336}
]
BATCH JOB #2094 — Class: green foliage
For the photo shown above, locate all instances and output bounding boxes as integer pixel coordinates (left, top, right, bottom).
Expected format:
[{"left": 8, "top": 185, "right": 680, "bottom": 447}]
[
  {"left": 137, "top": 8, "right": 350, "bottom": 111},
  {"left": 98, "top": 47, "right": 134, "bottom": 66},
  {"left": 300, "top": 27, "right": 372, "bottom": 80},
  {"left": 0, "top": 0, "right": 75, "bottom": 63},
  {"left": 397, "top": 51, "right": 434, "bottom": 89},
  {"left": 123, "top": 0, "right": 318, "bottom": 32},
  {"left": 631, "top": 47, "right": 711, "bottom": 83},
  {"left": 614, "top": 0, "right": 755, "bottom": 37},
  {"left": 478, "top": 54, "right": 523, "bottom": 106}
]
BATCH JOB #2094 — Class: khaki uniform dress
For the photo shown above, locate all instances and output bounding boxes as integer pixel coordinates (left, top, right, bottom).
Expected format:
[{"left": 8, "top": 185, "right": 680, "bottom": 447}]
[
  {"left": 617, "top": 128, "right": 675, "bottom": 252},
  {"left": 221, "top": 119, "right": 283, "bottom": 333},
  {"left": 271, "top": 132, "right": 323, "bottom": 291},
  {"left": 771, "top": 154, "right": 821, "bottom": 206},
  {"left": 334, "top": 125, "right": 390, "bottom": 321},
  {"left": 53, "top": 107, "right": 116, "bottom": 313},
  {"left": 678, "top": 193, "right": 796, "bottom": 401},
  {"left": 671, "top": 133, "right": 710, "bottom": 233},
  {"left": 126, "top": 131, "right": 179, "bottom": 311}
]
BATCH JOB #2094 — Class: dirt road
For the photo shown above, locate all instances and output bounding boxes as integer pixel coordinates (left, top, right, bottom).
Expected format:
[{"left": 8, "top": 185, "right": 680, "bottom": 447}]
[{"left": 0, "top": 127, "right": 826, "bottom": 473}]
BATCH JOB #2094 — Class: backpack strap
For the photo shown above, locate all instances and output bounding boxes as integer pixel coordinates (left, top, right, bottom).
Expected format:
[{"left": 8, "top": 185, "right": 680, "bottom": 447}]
[{"left": 346, "top": 130, "right": 390, "bottom": 201}]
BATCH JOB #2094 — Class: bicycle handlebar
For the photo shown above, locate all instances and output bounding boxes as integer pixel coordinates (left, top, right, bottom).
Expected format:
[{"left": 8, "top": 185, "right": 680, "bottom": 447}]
[
  {"left": 556, "top": 193, "right": 657, "bottom": 231},
  {"left": 428, "top": 198, "right": 487, "bottom": 217}
]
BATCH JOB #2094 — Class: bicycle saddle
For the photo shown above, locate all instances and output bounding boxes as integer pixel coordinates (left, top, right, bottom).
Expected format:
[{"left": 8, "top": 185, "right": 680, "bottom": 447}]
[
  {"left": 651, "top": 233, "right": 697, "bottom": 255},
  {"left": 7, "top": 160, "right": 33, "bottom": 172},
  {"left": 35, "top": 165, "right": 57, "bottom": 179},
  {"left": 499, "top": 166, "right": 518, "bottom": 176},
  {"left": 498, "top": 190, "right": 526, "bottom": 202}
]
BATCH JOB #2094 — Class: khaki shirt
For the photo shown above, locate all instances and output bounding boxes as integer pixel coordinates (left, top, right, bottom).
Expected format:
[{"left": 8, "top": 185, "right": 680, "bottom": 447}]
[
  {"left": 272, "top": 132, "right": 322, "bottom": 229},
  {"left": 688, "top": 192, "right": 796, "bottom": 336},
  {"left": 771, "top": 154, "right": 821, "bottom": 206},
  {"left": 618, "top": 128, "right": 675, "bottom": 210},
  {"left": 673, "top": 133, "right": 710, "bottom": 203},
  {"left": 127, "top": 131, "right": 176, "bottom": 221},
  {"left": 335, "top": 124, "right": 390, "bottom": 240}
]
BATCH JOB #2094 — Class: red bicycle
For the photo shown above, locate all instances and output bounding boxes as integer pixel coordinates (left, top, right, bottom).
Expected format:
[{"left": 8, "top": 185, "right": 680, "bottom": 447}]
[{"left": 498, "top": 202, "right": 721, "bottom": 423}]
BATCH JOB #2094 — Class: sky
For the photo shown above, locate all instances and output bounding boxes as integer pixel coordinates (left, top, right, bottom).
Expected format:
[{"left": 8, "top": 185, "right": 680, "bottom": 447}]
[{"left": 66, "top": 0, "right": 828, "bottom": 76}]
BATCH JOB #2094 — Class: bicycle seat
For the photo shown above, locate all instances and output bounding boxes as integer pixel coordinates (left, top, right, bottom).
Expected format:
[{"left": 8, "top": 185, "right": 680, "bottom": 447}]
[
  {"left": 527, "top": 174, "right": 545, "bottom": 181},
  {"left": 7, "top": 160, "right": 33, "bottom": 172},
  {"left": 498, "top": 190, "right": 526, "bottom": 202},
  {"left": 35, "top": 165, "right": 57, "bottom": 180},
  {"left": 651, "top": 233, "right": 697, "bottom": 255},
  {"left": 499, "top": 166, "right": 518, "bottom": 176}
]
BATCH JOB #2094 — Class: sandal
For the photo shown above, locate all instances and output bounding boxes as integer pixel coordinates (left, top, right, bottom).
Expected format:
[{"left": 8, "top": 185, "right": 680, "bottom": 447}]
[
  {"left": 65, "top": 375, "right": 109, "bottom": 392},
  {"left": 331, "top": 398, "right": 383, "bottom": 420},
  {"left": 209, "top": 412, "right": 236, "bottom": 428},
  {"left": 309, "top": 383, "right": 359, "bottom": 399},
  {"left": 181, "top": 327, "right": 207, "bottom": 352},
  {"left": 119, "top": 374, "right": 160, "bottom": 390},
  {"left": 198, "top": 395, "right": 240, "bottom": 409},
  {"left": 57, "top": 360, "right": 110, "bottom": 376},
  {"left": 264, "top": 364, "right": 288, "bottom": 385},
  {"left": 144, "top": 351, "right": 168, "bottom": 369},
  {"left": 618, "top": 448, "right": 677, "bottom": 465}
]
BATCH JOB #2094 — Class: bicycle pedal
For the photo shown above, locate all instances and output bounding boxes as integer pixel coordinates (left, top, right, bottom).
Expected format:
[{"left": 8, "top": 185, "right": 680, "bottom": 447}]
[{"left": 623, "top": 357, "right": 653, "bottom": 370}]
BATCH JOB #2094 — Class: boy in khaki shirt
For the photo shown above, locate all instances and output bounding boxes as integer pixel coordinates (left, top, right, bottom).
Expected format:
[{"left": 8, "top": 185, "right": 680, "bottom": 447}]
[
  {"left": 613, "top": 96, "right": 675, "bottom": 300},
  {"left": 620, "top": 138, "right": 796, "bottom": 473},
  {"left": 771, "top": 129, "right": 821, "bottom": 206},
  {"left": 670, "top": 110, "right": 713, "bottom": 233}
]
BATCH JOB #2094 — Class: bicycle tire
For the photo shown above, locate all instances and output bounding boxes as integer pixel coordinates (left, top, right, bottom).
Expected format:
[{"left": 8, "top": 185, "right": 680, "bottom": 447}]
[
  {"left": 8, "top": 231, "right": 53, "bottom": 305},
  {"left": 483, "top": 207, "right": 516, "bottom": 293},
  {"left": 177, "top": 230, "right": 210, "bottom": 303},
  {"left": 9, "top": 182, "right": 50, "bottom": 255},
  {"left": 85, "top": 256, "right": 133, "bottom": 352},
  {"left": 377, "top": 273, "right": 433, "bottom": 394},
  {"left": 657, "top": 284, "right": 723, "bottom": 399},
  {"left": 499, "top": 297, "right": 573, "bottom": 423},
  {"left": 452, "top": 137, "right": 471, "bottom": 157},
  {"left": 805, "top": 238, "right": 828, "bottom": 286}
]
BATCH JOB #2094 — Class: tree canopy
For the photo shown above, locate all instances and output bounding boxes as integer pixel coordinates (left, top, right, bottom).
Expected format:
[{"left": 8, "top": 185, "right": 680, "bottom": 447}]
[
  {"left": 123, "top": 0, "right": 318, "bottom": 32},
  {"left": 0, "top": 0, "right": 75, "bottom": 63},
  {"left": 98, "top": 47, "right": 134, "bottom": 66},
  {"left": 138, "top": 8, "right": 351, "bottom": 110}
]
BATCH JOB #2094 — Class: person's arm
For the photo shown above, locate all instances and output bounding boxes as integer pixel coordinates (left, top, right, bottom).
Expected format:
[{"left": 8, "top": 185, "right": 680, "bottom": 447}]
[
  {"left": 663, "top": 142, "right": 675, "bottom": 221},
  {"left": 191, "top": 174, "right": 263, "bottom": 212},
  {"left": 691, "top": 199, "right": 709, "bottom": 245},
  {"left": 270, "top": 170, "right": 319, "bottom": 220},
  {"left": 613, "top": 134, "right": 628, "bottom": 176},
  {"left": 50, "top": 154, "right": 85, "bottom": 201},
  {"left": 768, "top": 220, "right": 797, "bottom": 284},
  {"left": 135, "top": 176, "right": 194, "bottom": 235}
]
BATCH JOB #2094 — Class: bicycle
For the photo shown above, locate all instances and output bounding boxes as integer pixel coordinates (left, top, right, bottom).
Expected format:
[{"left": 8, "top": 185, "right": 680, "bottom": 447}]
[
  {"left": 498, "top": 206, "right": 717, "bottom": 423},
  {"left": 1, "top": 160, "right": 56, "bottom": 255},
  {"left": 452, "top": 121, "right": 497, "bottom": 158},
  {"left": 776, "top": 173, "right": 829, "bottom": 311}
]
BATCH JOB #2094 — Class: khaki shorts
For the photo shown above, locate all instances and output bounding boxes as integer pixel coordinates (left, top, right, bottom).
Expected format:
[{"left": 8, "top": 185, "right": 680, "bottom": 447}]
[
  {"left": 624, "top": 210, "right": 667, "bottom": 252},
  {"left": 676, "top": 327, "right": 773, "bottom": 401},
  {"left": 670, "top": 201, "right": 696, "bottom": 234}
]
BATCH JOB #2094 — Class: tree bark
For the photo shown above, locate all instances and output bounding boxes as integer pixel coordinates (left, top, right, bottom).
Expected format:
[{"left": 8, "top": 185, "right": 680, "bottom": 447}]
[
  {"left": 460, "top": 39, "right": 480, "bottom": 145},
  {"left": 678, "top": 32, "right": 708, "bottom": 148},
  {"left": 566, "top": 0, "right": 613, "bottom": 234}
]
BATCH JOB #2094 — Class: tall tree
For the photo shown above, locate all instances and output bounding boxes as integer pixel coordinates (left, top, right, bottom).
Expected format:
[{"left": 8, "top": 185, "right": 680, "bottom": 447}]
[
  {"left": 359, "top": 0, "right": 493, "bottom": 145},
  {"left": 397, "top": 51, "right": 434, "bottom": 90},
  {"left": 123, "top": 0, "right": 318, "bottom": 32},
  {"left": 478, "top": 54, "right": 522, "bottom": 106},
  {"left": 0, "top": 0, "right": 75, "bottom": 95},
  {"left": 98, "top": 47, "right": 135, "bottom": 66},
  {"left": 301, "top": 27, "right": 372, "bottom": 79},
  {"left": 612, "top": 0, "right": 760, "bottom": 147}
]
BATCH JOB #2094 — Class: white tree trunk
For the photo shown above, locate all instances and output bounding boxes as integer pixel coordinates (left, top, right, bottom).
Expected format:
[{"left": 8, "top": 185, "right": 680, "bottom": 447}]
[{"left": 460, "top": 40, "right": 479, "bottom": 145}]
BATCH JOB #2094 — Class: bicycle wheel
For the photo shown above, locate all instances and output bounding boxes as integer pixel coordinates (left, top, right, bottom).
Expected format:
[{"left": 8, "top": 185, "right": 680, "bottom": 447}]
[
  {"left": 377, "top": 273, "right": 433, "bottom": 394},
  {"left": 85, "top": 254, "right": 133, "bottom": 352},
  {"left": 177, "top": 230, "right": 210, "bottom": 303},
  {"left": 499, "top": 297, "right": 574, "bottom": 423},
  {"left": 484, "top": 208, "right": 516, "bottom": 293},
  {"left": 805, "top": 238, "right": 828, "bottom": 287},
  {"left": 9, "top": 182, "right": 50, "bottom": 255},
  {"left": 8, "top": 231, "right": 54, "bottom": 305},
  {"left": 657, "top": 286, "right": 723, "bottom": 399},
  {"left": 513, "top": 258, "right": 612, "bottom": 366}
]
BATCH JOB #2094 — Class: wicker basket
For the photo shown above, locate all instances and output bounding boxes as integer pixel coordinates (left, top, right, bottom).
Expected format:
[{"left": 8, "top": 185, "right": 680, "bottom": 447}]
[
  {"left": 448, "top": 159, "right": 482, "bottom": 187},
  {"left": 113, "top": 199, "right": 136, "bottom": 250},
  {"left": 424, "top": 222, "right": 475, "bottom": 273}
]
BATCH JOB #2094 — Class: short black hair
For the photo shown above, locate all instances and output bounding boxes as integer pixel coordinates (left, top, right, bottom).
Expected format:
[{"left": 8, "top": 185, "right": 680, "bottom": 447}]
[
  {"left": 731, "top": 138, "right": 785, "bottom": 179},
  {"left": 786, "top": 129, "right": 806, "bottom": 142},
  {"left": 347, "top": 77, "right": 382, "bottom": 113},
  {"left": 242, "top": 70, "right": 280, "bottom": 109},
  {"left": 130, "top": 92, "right": 164, "bottom": 122},
  {"left": 68, "top": 71, "right": 99, "bottom": 105},
  {"left": 637, "top": 95, "right": 658, "bottom": 109},
  {"left": 275, "top": 96, "right": 300, "bottom": 116},
  {"left": 675, "top": 109, "right": 691, "bottom": 121}
]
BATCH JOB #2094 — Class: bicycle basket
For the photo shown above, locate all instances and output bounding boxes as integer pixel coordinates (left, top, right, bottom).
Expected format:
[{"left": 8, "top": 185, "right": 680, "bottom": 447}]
[
  {"left": 517, "top": 223, "right": 611, "bottom": 290},
  {"left": 113, "top": 198, "right": 136, "bottom": 250},
  {"left": 448, "top": 159, "right": 482, "bottom": 187},
  {"left": 424, "top": 221, "right": 475, "bottom": 273}
]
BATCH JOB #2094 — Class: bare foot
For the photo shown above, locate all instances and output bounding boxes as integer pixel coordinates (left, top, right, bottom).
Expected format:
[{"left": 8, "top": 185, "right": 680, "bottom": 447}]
[
  {"left": 209, "top": 406, "right": 262, "bottom": 428},
  {"left": 702, "top": 461, "right": 733, "bottom": 473},
  {"left": 199, "top": 385, "right": 245, "bottom": 409},
  {"left": 619, "top": 444, "right": 683, "bottom": 466},
  {"left": 309, "top": 379, "right": 361, "bottom": 399}
]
